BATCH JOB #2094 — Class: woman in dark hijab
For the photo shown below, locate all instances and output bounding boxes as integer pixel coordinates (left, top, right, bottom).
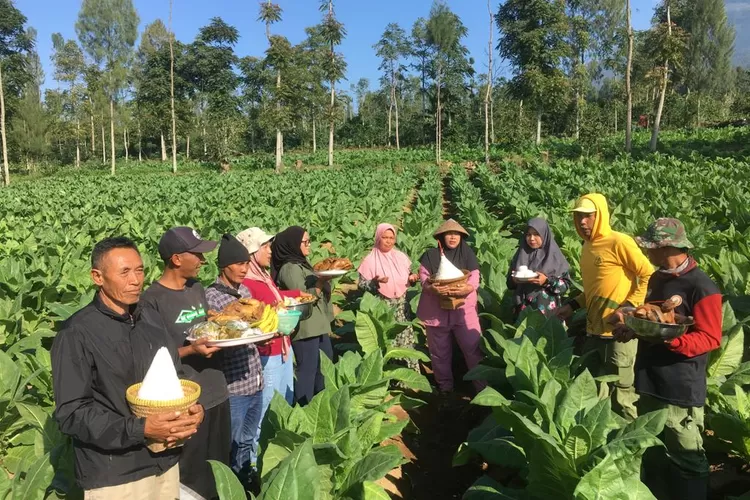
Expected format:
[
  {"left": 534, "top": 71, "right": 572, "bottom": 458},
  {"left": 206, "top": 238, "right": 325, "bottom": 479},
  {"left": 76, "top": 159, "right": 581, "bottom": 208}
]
[
  {"left": 507, "top": 217, "right": 571, "bottom": 318},
  {"left": 271, "top": 226, "right": 312, "bottom": 278},
  {"left": 416, "top": 219, "right": 485, "bottom": 394},
  {"left": 271, "top": 226, "right": 334, "bottom": 406}
]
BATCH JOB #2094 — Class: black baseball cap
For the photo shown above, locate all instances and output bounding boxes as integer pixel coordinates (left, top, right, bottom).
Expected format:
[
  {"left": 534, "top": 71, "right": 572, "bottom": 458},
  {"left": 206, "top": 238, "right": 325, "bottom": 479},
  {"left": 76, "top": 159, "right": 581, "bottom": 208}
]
[{"left": 158, "top": 226, "right": 218, "bottom": 262}]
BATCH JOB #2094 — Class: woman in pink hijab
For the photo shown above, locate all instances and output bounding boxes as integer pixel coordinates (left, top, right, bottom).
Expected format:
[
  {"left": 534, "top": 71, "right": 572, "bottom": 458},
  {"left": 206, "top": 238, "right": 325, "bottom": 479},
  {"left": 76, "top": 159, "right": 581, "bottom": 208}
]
[{"left": 358, "top": 223, "right": 420, "bottom": 370}]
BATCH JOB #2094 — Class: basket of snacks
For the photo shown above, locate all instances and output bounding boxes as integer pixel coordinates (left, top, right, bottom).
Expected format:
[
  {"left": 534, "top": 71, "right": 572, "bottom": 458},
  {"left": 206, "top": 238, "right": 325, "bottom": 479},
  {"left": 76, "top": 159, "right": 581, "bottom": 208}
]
[
  {"left": 126, "top": 347, "right": 201, "bottom": 452},
  {"left": 430, "top": 249, "right": 471, "bottom": 310}
]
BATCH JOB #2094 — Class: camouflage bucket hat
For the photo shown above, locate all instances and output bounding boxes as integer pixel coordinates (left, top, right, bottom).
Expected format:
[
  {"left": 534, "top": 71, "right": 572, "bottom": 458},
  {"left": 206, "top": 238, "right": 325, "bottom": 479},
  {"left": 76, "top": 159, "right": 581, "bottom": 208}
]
[{"left": 636, "top": 218, "right": 694, "bottom": 249}]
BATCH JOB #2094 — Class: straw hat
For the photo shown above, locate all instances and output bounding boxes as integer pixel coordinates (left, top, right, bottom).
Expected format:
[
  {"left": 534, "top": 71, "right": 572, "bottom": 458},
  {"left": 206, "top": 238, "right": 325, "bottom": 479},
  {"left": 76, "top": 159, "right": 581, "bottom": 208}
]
[{"left": 433, "top": 218, "right": 469, "bottom": 238}]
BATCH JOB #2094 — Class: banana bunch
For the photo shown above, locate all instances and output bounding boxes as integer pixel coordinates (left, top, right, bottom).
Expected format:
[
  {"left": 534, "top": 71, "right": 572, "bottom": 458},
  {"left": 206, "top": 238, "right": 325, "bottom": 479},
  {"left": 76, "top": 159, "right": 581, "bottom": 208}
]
[{"left": 250, "top": 305, "right": 278, "bottom": 333}]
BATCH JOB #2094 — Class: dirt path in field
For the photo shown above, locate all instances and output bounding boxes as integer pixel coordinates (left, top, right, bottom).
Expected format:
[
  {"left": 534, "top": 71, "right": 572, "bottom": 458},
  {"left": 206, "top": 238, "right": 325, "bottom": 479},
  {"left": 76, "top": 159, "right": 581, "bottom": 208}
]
[
  {"left": 332, "top": 171, "right": 486, "bottom": 499},
  {"left": 397, "top": 362, "right": 488, "bottom": 499},
  {"left": 375, "top": 354, "right": 487, "bottom": 500},
  {"left": 374, "top": 169, "right": 488, "bottom": 499},
  {"left": 441, "top": 170, "right": 457, "bottom": 220}
]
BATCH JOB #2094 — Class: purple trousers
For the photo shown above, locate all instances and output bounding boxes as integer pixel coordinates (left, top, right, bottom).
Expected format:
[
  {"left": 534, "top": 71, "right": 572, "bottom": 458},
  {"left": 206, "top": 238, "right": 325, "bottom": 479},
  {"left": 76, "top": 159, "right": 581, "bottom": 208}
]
[{"left": 426, "top": 313, "right": 485, "bottom": 393}]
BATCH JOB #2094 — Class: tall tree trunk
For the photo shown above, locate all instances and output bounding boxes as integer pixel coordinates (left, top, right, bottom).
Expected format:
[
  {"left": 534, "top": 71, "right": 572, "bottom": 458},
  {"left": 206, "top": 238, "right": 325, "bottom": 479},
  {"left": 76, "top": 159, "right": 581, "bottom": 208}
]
[
  {"left": 420, "top": 61, "right": 426, "bottom": 115},
  {"left": 394, "top": 87, "right": 400, "bottom": 150},
  {"left": 484, "top": 89, "right": 490, "bottom": 164},
  {"left": 90, "top": 99, "right": 95, "bottom": 154},
  {"left": 76, "top": 119, "right": 81, "bottom": 168},
  {"left": 519, "top": 99, "right": 524, "bottom": 136},
  {"left": 275, "top": 70, "right": 283, "bottom": 173},
  {"left": 435, "top": 67, "right": 442, "bottom": 165},
  {"left": 0, "top": 63, "right": 8, "bottom": 187},
  {"left": 625, "top": 0, "right": 634, "bottom": 152},
  {"left": 328, "top": 84, "right": 335, "bottom": 167},
  {"left": 535, "top": 110, "right": 542, "bottom": 145},
  {"left": 312, "top": 116, "right": 317, "bottom": 152},
  {"left": 202, "top": 125, "right": 207, "bottom": 156},
  {"left": 186, "top": 135, "right": 190, "bottom": 159},
  {"left": 387, "top": 89, "right": 393, "bottom": 147},
  {"left": 574, "top": 90, "right": 581, "bottom": 140},
  {"left": 123, "top": 129, "right": 129, "bottom": 162},
  {"left": 138, "top": 120, "right": 142, "bottom": 162},
  {"left": 485, "top": 0, "right": 493, "bottom": 165},
  {"left": 650, "top": 2, "right": 671, "bottom": 152},
  {"left": 387, "top": 65, "right": 394, "bottom": 148},
  {"left": 161, "top": 132, "right": 167, "bottom": 161},
  {"left": 421, "top": 58, "right": 427, "bottom": 145},
  {"left": 697, "top": 96, "right": 701, "bottom": 127},
  {"left": 109, "top": 99, "right": 116, "bottom": 175},
  {"left": 615, "top": 107, "right": 618, "bottom": 134},
  {"left": 490, "top": 97, "right": 495, "bottom": 142},
  {"left": 276, "top": 129, "right": 283, "bottom": 172},
  {"left": 101, "top": 119, "right": 106, "bottom": 164},
  {"left": 169, "top": 0, "right": 178, "bottom": 174}
]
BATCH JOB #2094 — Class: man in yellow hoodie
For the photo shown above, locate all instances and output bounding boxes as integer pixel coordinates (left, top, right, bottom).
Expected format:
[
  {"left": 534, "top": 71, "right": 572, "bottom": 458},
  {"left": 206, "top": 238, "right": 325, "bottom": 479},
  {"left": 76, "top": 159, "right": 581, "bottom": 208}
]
[{"left": 556, "top": 193, "right": 653, "bottom": 420}]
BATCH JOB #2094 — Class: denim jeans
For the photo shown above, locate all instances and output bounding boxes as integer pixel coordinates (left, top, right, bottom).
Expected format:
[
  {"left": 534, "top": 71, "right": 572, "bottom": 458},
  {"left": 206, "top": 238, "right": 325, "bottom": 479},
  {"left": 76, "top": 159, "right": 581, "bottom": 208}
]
[
  {"left": 257, "top": 354, "right": 295, "bottom": 444},
  {"left": 228, "top": 392, "right": 263, "bottom": 475}
]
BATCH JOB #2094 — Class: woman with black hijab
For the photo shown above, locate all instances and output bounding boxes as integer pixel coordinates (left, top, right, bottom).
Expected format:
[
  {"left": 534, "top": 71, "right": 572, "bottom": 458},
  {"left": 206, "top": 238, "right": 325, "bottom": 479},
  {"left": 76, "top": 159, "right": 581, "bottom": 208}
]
[
  {"left": 507, "top": 217, "right": 571, "bottom": 318},
  {"left": 271, "top": 226, "right": 334, "bottom": 405},
  {"left": 416, "top": 219, "right": 485, "bottom": 394}
]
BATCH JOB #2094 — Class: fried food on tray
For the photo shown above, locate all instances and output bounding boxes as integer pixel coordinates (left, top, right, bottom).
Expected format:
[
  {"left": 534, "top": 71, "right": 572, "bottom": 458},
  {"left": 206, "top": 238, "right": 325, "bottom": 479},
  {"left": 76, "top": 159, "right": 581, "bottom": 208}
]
[
  {"left": 222, "top": 298, "right": 265, "bottom": 322},
  {"left": 631, "top": 295, "right": 682, "bottom": 324},
  {"left": 210, "top": 299, "right": 265, "bottom": 323},
  {"left": 313, "top": 257, "right": 353, "bottom": 272},
  {"left": 208, "top": 313, "right": 244, "bottom": 325}
]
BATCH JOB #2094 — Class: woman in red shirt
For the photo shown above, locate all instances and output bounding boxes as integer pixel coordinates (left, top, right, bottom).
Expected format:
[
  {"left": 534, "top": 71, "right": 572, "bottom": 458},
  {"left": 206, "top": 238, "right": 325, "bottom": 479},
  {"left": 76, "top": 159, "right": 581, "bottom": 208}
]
[{"left": 237, "top": 228, "right": 301, "bottom": 422}]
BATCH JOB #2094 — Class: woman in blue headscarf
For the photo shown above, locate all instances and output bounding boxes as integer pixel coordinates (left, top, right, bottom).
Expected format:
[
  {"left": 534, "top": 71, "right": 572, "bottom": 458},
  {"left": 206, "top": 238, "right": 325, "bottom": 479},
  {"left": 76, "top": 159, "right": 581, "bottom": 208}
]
[{"left": 507, "top": 217, "right": 572, "bottom": 318}]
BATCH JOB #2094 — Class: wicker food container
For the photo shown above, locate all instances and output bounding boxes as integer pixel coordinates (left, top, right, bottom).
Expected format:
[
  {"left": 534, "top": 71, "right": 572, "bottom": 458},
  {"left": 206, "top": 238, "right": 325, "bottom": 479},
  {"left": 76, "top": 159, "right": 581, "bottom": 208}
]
[
  {"left": 126, "top": 379, "right": 201, "bottom": 453},
  {"left": 430, "top": 269, "right": 470, "bottom": 310}
]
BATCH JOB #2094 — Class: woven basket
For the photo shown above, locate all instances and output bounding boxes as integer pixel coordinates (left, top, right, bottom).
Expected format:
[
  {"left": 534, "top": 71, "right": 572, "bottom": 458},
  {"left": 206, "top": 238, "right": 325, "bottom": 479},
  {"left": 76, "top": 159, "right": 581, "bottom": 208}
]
[
  {"left": 430, "top": 270, "right": 470, "bottom": 310},
  {"left": 126, "top": 379, "right": 201, "bottom": 453}
]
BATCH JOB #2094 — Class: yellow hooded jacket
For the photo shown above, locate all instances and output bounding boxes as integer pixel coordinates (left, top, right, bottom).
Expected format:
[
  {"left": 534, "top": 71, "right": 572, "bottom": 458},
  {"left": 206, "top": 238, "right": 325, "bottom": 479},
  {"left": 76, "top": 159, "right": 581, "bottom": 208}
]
[{"left": 573, "top": 194, "right": 654, "bottom": 336}]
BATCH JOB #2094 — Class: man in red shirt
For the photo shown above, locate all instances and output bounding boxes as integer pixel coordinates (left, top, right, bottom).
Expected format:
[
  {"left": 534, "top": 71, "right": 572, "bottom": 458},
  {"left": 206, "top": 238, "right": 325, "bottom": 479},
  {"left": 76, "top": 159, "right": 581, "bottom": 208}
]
[{"left": 614, "top": 218, "right": 721, "bottom": 500}]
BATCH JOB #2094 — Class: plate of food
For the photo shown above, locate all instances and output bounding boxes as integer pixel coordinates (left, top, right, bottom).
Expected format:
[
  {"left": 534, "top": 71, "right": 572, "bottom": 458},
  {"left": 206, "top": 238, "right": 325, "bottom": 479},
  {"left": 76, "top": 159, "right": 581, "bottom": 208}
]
[
  {"left": 621, "top": 295, "right": 693, "bottom": 341},
  {"left": 207, "top": 298, "right": 280, "bottom": 334},
  {"left": 280, "top": 295, "right": 318, "bottom": 315},
  {"left": 199, "top": 333, "right": 276, "bottom": 347},
  {"left": 512, "top": 265, "right": 538, "bottom": 283},
  {"left": 313, "top": 257, "right": 353, "bottom": 278},
  {"left": 186, "top": 320, "right": 276, "bottom": 347}
]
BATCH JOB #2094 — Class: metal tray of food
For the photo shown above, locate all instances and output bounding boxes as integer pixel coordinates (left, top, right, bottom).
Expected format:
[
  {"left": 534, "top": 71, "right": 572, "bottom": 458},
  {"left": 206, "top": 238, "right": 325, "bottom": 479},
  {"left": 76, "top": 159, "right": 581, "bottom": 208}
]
[{"left": 624, "top": 314, "right": 693, "bottom": 341}]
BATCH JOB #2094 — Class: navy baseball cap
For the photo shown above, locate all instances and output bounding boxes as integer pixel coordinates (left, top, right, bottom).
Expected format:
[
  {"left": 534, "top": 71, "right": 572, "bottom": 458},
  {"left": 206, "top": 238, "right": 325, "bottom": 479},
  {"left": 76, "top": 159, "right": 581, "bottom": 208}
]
[{"left": 158, "top": 227, "right": 218, "bottom": 261}]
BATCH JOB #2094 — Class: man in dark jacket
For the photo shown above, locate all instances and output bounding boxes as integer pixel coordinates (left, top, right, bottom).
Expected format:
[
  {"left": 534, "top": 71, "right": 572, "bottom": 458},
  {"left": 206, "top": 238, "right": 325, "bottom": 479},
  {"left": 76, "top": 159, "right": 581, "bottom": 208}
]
[
  {"left": 614, "top": 218, "right": 722, "bottom": 500},
  {"left": 51, "top": 237, "right": 204, "bottom": 499}
]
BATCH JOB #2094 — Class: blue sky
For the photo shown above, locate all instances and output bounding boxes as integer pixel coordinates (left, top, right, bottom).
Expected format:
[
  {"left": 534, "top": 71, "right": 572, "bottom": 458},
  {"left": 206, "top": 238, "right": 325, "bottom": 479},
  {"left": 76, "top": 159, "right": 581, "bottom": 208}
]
[{"left": 18, "top": 0, "right": 657, "bottom": 93}]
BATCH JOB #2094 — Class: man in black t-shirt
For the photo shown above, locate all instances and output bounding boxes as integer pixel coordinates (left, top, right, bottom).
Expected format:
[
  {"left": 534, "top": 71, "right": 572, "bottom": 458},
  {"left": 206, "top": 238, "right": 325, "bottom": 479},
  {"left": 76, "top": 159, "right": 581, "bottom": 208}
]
[{"left": 140, "top": 227, "right": 231, "bottom": 500}]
